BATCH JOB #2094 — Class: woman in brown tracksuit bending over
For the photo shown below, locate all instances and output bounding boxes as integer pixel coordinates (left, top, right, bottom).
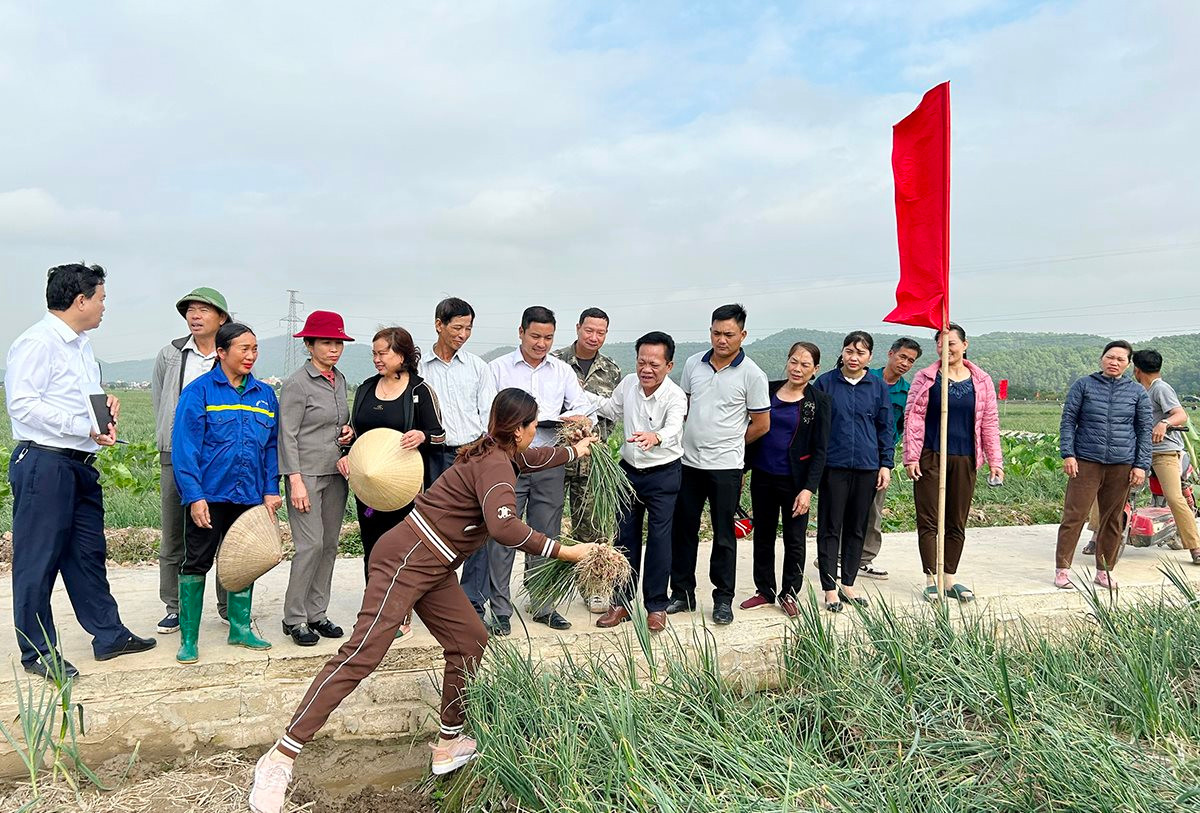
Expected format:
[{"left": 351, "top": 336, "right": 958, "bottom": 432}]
[{"left": 248, "top": 388, "right": 598, "bottom": 812}]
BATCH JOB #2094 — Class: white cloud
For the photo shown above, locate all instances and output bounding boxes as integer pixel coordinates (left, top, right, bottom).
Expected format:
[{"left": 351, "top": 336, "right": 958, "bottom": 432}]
[{"left": 0, "top": 188, "right": 121, "bottom": 241}]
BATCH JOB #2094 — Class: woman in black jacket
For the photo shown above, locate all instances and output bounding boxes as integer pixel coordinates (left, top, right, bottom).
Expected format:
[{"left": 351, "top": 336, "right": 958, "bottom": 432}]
[
  {"left": 347, "top": 327, "right": 446, "bottom": 580},
  {"left": 741, "top": 341, "right": 831, "bottom": 617}
]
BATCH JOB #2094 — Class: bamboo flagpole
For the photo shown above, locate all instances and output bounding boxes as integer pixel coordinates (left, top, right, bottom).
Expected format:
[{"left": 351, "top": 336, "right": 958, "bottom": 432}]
[
  {"left": 936, "top": 307, "right": 950, "bottom": 598},
  {"left": 936, "top": 85, "right": 952, "bottom": 600}
]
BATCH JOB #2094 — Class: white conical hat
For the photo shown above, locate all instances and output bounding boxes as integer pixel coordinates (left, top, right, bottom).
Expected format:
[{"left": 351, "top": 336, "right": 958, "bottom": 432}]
[
  {"left": 347, "top": 428, "right": 424, "bottom": 512},
  {"left": 216, "top": 505, "right": 284, "bottom": 592}
]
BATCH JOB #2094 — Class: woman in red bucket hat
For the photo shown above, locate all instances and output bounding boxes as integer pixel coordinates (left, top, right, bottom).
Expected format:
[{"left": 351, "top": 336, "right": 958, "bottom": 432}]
[{"left": 277, "top": 311, "right": 356, "bottom": 646}]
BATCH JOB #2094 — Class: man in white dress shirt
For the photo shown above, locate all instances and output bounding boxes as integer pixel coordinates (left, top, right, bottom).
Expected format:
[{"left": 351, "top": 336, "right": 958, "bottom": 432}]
[
  {"left": 419, "top": 297, "right": 497, "bottom": 622},
  {"left": 591, "top": 332, "right": 687, "bottom": 633},
  {"left": 486, "top": 306, "right": 594, "bottom": 633},
  {"left": 5, "top": 264, "right": 156, "bottom": 677}
]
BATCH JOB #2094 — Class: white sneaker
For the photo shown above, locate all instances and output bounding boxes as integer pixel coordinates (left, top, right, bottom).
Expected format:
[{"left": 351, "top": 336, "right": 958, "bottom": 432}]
[
  {"left": 859, "top": 564, "right": 889, "bottom": 580},
  {"left": 430, "top": 735, "right": 478, "bottom": 775},
  {"left": 587, "top": 595, "right": 610, "bottom": 614},
  {"left": 248, "top": 748, "right": 293, "bottom": 813}
]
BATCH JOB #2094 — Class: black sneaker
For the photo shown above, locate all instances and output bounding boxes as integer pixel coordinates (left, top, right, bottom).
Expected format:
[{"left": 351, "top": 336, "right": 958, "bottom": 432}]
[
  {"left": 157, "top": 612, "right": 180, "bottom": 634},
  {"left": 24, "top": 658, "right": 80, "bottom": 680},
  {"left": 489, "top": 615, "right": 511, "bottom": 636},
  {"left": 309, "top": 619, "right": 344, "bottom": 639},
  {"left": 665, "top": 596, "right": 695, "bottom": 615},
  {"left": 282, "top": 622, "right": 320, "bottom": 646},
  {"left": 533, "top": 610, "right": 572, "bottom": 630},
  {"left": 95, "top": 633, "right": 157, "bottom": 661},
  {"left": 712, "top": 603, "right": 734, "bottom": 625}
]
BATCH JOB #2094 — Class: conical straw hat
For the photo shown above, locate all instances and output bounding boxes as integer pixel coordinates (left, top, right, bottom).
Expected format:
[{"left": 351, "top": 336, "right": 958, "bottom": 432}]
[
  {"left": 217, "top": 505, "right": 284, "bottom": 592},
  {"left": 347, "top": 428, "right": 424, "bottom": 512}
]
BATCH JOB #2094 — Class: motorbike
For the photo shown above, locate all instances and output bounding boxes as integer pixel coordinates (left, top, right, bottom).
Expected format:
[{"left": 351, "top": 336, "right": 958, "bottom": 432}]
[{"left": 1083, "top": 427, "right": 1199, "bottom": 556}]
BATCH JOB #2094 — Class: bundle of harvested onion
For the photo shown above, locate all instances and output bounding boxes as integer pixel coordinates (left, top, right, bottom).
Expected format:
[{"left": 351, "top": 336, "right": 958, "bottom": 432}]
[
  {"left": 557, "top": 424, "right": 635, "bottom": 540},
  {"left": 524, "top": 537, "right": 633, "bottom": 610}
]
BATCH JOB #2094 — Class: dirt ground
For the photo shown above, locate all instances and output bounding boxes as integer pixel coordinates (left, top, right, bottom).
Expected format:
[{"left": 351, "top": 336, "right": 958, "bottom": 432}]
[{"left": 0, "top": 740, "right": 434, "bottom": 813}]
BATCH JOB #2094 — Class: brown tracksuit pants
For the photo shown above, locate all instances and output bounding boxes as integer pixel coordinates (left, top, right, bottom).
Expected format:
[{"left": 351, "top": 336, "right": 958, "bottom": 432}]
[
  {"left": 279, "top": 523, "right": 488, "bottom": 757},
  {"left": 1056, "top": 460, "right": 1131, "bottom": 571},
  {"left": 913, "top": 450, "right": 976, "bottom": 576}
]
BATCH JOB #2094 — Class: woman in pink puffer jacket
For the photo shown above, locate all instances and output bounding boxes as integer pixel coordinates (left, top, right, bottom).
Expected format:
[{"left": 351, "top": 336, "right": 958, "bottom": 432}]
[{"left": 903, "top": 324, "right": 1003, "bottom": 602}]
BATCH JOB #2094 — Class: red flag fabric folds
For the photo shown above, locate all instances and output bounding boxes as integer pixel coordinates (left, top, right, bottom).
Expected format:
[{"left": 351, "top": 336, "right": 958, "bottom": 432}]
[{"left": 884, "top": 82, "right": 950, "bottom": 331}]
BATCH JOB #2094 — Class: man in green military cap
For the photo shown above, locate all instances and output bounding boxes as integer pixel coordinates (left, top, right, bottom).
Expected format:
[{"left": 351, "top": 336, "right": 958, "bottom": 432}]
[{"left": 151, "top": 287, "right": 231, "bottom": 634}]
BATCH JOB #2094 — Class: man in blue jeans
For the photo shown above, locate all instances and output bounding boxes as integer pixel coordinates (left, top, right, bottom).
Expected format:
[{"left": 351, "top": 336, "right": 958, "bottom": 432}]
[{"left": 5, "top": 263, "right": 156, "bottom": 677}]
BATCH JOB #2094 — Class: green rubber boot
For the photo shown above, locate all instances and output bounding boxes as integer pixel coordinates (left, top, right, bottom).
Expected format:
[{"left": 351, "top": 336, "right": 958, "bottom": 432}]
[
  {"left": 177, "top": 574, "right": 205, "bottom": 664},
  {"left": 227, "top": 584, "right": 272, "bottom": 651}
]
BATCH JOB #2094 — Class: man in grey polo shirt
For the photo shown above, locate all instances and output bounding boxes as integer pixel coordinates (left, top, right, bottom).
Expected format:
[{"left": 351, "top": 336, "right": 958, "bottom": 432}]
[
  {"left": 1132, "top": 348, "right": 1200, "bottom": 564},
  {"left": 151, "top": 287, "right": 230, "bottom": 633},
  {"left": 668, "top": 303, "right": 770, "bottom": 625}
]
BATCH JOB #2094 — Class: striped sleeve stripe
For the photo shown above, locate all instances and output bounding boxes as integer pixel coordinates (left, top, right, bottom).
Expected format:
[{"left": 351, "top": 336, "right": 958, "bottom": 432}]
[
  {"left": 540, "top": 538, "right": 554, "bottom": 557},
  {"left": 498, "top": 527, "right": 534, "bottom": 550},
  {"left": 205, "top": 404, "right": 276, "bottom": 418},
  {"left": 519, "top": 450, "right": 555, "bottom": 469},
  {"left": 280, "top": 735, "right": 305, "bottom": 753},
  {"left": 481, "top": 482, "right": 515, "bottom": 502},
  {"left": 409, "top": 510, "right": 456, "bottom": 563}
]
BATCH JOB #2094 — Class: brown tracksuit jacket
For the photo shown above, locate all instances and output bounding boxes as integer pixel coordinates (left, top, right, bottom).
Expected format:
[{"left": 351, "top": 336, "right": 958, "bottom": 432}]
[{"left": 281, "top": 443, "right": 575, "bottom": 754}]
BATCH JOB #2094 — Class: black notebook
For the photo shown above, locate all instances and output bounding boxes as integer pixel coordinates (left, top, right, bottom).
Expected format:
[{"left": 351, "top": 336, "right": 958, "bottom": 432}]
[{"left": 88, "top": 393, "right": 115, "bottom": 435}]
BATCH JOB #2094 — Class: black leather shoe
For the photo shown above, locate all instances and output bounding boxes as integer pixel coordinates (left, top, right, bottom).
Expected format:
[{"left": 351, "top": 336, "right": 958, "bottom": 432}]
[
  {"left": 95, "top": 633, "right": 157, "bottom": 661},
  {"left": 533, "top": 610, "right": 572, "bottom": 630},
  {"left": 282, "top": 622, "right": 319, "bottom": 646},
  {"left": 24, "top": 658, "right": 80, "bottom": 680},
  {"left": 712, "top": 603, "right": 734, "bottom": 625},
  {"left": 489, "top": 614, "right": 511, "bottom": 636},
  {"left": 665, "top": 597, "right": 695, "bottom": 615},
  {"left": 309, "top": 619, "right": 344, "bottom": 639}
]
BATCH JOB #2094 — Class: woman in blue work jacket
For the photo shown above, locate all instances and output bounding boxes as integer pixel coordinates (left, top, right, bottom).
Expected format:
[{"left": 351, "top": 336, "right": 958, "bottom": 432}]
[{"left": 172, "top": 322, "right": 282, "bottom": 664}]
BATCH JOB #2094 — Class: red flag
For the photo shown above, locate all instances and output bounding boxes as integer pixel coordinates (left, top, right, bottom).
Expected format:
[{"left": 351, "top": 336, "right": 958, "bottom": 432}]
[
  {"left": 998, "top": 379, "right": 1009, "bottom": 400},
  {"left": 884, "top": 82, "right": 950, "bottom": 330}
]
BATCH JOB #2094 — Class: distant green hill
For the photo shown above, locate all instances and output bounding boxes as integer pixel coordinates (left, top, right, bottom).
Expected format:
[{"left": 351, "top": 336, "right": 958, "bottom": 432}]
[
  {"left": 80, "top": 331, "right": 1200, "bottom": 398},
  {"left": 489, "top": 330, "right": 1200, "bottom": 399}
]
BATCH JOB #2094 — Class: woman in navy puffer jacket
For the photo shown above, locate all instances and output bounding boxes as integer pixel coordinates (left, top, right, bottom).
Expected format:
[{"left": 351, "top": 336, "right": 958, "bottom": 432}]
[
  {"left": 812, "top": 331, "right": 894, "bottom": 612},
  {"left": 1054, "top": 340, "right": 1151, "bottom": 590}
]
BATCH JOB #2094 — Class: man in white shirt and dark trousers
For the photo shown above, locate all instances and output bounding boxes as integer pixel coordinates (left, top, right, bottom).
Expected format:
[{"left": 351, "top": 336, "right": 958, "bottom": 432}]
[
  {"left": 419, "top": 297, "right": 498, "bottom": 621},
  {"left": 151, "top": 286, "right": 231, "bottom": 634},
  {"left": 5, "top": 264, "right": 156, "bottom": 677},
  {"left": 486, "top": 306, "right": 595, "bottom": 633},
  {"left": 593, "top": 332, "right": 687, "bottom": 632},
  {"left": 668, "top": 304, "right": 770, "bottom": 625}
]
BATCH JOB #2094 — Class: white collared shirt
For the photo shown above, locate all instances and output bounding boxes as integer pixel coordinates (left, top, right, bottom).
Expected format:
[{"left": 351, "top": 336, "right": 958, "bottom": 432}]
[
  {"left": 181, "top": 336, "right": 217, "bottom": 390},
  {"left": 680, "top": 349, "right": 770, "bottom": 470},
  {"left": 488, "top": 349, "right": 596, "bottom": 447},
  {"left": 596, "top": 374, "right": 687, "bottom": 468},
  {"left": 419, "top": 348, "right": 497, "bottom": 446},
  {"left": 4, "top": 313, "right": 102, "bottom": 452}
]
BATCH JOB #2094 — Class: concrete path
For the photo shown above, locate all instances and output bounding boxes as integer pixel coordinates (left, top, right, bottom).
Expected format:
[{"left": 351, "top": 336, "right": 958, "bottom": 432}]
[{"left": 1, "top": 524, "right": 1197, "bottom": 772}]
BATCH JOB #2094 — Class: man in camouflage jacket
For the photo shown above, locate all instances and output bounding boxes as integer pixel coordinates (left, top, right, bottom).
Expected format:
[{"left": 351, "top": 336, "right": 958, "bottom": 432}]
[{"left": 552, "top": 308, "right": 621, "bottom": 605}]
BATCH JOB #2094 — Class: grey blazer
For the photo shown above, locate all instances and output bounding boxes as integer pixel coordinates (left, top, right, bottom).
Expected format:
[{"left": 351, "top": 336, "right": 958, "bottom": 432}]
[{"left": 278, "top": 362, "right": 350, "bottom": 477}]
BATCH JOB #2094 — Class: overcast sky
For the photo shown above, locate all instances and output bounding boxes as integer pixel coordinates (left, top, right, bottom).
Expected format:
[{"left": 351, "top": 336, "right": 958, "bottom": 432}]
[{"left": 2, "top": 0, "right": 1198, "bottom": 365}]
